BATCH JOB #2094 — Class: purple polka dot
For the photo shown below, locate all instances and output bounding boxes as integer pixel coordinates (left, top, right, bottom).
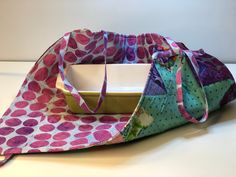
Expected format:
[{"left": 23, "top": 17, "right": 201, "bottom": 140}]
[
  {"left": 96, "top": 124, "right": 112, "bottom": 130},
  {"left": 0, "top": 127, "right": 14, "bottom": 135},
  {"left": 23, "top": 119, "right": 38, "bottom": 127},
  {"left": 4, "top": 148, "right": 22, "bottom": 154},
  {"left": 34, "top": 133, "right": 51, "bottom": 140},
  {"left": 0, "top": 136, "right": 6, "bottom": 145},
  {"left": 81, "top": 116, "right": 96, "bottom": 123},
  {"left": 6, "top": 136, "right": 27, "bottom": 147},
  {"left": 16, "top": 127, "right": 34, "bottom": 135},
  {"left": 70, "top": 138, "right": 88, "bottom": 146},
  {"left": 5, "top": 118, "right": 22, "bottom": 127},
  {"left": 30, "top": 141, "right": 49, "bottom": 148},
  {"left": 93, "top": 130, "right": 112, "bottom": 142},
  {"left": 40, "top": 124, "right": 55, "bottom": 132},
  {"left": 10, "top": 109, "right": 27, "bottom": 117},
  {"left": 50, "top": 141, "right": 67, "bottom": 147},
  {"left": 28, "top": 112, "right": 43, "bottom": 117},
  {"left": 64, "top": 115, "right": 79, "bottom": 121},
  {"left": 78, "top": 125, "right": 93, "bottom": 131},
  {"left": 22, "top": 91, "right": 36, "bottom": 101},
  {"left": 27, "top": 149, "right": 41, "bottom": 153},
  {"left": 30, "top": 103, "right": 46, "bottom": 111},
  {"left": 47, "top": 115, "right": 61, "bottom": 123},
  {"left": 74, "top": 132, "right": 91, "bottom": 138},
  {"left": 99, "top": 116, "right": 118, "bottom": 123},
  {"left": 53, "top": 132, "right": 70, "bottom": 140},
  {"left": 126, "top": 47, "right": 135, "bottom": 61},
  {"left": 15, "top": 101, "right": 29, "bottom": 108},
  {"left": 115, "top": 123, "right": 126, "bottom": 131},
  {"left": 57, "top": 122, "right": 75, "bottom": 131}
]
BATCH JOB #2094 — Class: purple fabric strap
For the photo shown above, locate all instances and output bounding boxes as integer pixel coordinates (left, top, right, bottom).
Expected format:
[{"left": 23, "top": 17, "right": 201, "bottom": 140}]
[
  {"left": 153, "top": 37, "right": 209, "bottom": 123},
  {"left": 58, "top": 31, "right": 108, "bottom": 113}
]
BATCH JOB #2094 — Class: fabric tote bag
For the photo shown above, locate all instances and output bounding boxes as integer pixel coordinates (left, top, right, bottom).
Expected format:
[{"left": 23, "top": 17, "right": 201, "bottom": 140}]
[{"left": 0, "top": 29, "right": 236, "bottom": 166}]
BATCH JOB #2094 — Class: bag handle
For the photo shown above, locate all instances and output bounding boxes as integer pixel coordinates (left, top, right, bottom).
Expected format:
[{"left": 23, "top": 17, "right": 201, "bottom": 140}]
[
  {"left": 152, "top": 37, "right": 209, "bottom": 123},
  {"left": 58, "top": 31, "right": 108, "bottom": 113}
]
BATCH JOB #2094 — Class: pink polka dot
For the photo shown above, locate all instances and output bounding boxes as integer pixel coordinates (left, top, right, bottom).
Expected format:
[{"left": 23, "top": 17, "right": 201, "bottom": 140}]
[
  {"left": 30, "top": 141, "right": 49, "bottom": 148},
  {"left": 47, "top": 115, "right": 61, "bottom": 123},
  {"left": 53, "top": 132, "right": 70, "bottom": 140},
  {"left": 15, "top": 101, "right": 29, "bottom": 108},
  {"left": 40, "top": 124, "right": 55, "bottom": 132},
  {"left": 28, "top": 81, "right": 41, "bottom": 92},
  {"left": 16, "top": 127, "right": 34, "bottom": 135},
  {"left": 78, "top": 125, "right": 93, "bottom": 131},
  {"left": 115, "top": 123, "right": 126, "bottom": 132},
  {"left": 43, "top": 54, "right": 56, "bottom": 67},
  {"left": 70, "top": 138, "right": 88, "bottom": 146},
  {"left": 51, "top": 141, "right": 67, "bottom": 147},
  {"left": 74, "top": 132, "right": 91, "bottom": 138},
  {"left": 42, "top": 88, "right": 54, "bottom": 96},
  {"left": 108, "top": 33, "right": 114, "bottom": 42},
  {"left": 57, "top": 122, "right": 75, "bottom": 131},
  {"left": 85, "top": 41, "right": 97, "bottom": 51},
  {"left": 46, "top": 76, "right": 57, "bottom": 88},
  {"left": 114, "top": 48, "right": 124, "bottom": 61},
  {"left": 30, "top": 103, "right": 46, "bottom": 111},
  {"left": 53, "top": 99, "right": 66, "bottom": 107},
  {"left": 5, "top": 118, "right": 22, "bottom": 127},
  {"left": 23, "top": 119, "right": 38, "bottom": 127},
  {"left": 22, "top": 91, "right": 36, "bottom": 101},
  {"left": 64, "top": 52, "right": 77, "bottom": 62},
  {"left": 107, "top": 47, "right": 117, "bottom": 56},
  {"left": 75, "top": 49, "right": 87, "bottom": 57},
  {"left": 37, "top": 94, "right": 52, "bottom": 103},
  {"left": 6, "top": 136, "right": 27, "bottom": 147},
  {"left": 64, "top": 115, "right": 79, "bottom": 121},
  {"left": 0, "top": 136, "right": 6, "bottom": 145},
  {"left": 54, "top": 43, "right": 61, "bottom": 54},
  {"left": 28, "top": 112, "right": 44, "bottom": 117},
  {"left": 4, "top": 148, "right": 22, "bottom": 154},
  {"left": 11, "top": 109, "right": 27, "bottom": 117},
  {"left": 93, "top": 130, "right": 112, "bottom": 142},
  {"left": 96, "top": 124, "right": 112, "bottom": 130},
  {"left": 68, "top": 37, "right": 78, "bottom": 49},
  {"left": 120, "top": 116, "right": 130, "bottom": 122},
  {"left": 34, "top": 67, "right": 48, "bottom": 81},
  {"left": 137, "top": 47, "right": 145, "bottom": 59},
  {"left": 51, "top": 108, "right": 66, "bottom": 113},
  {"left": 51, "top": 63, "right": 59, "bottom": 75},
  {"left": 145, "top": 34, "right": 153, "bottom": 44},
  {"left": 76, "top": 34, "right": 90, "bottom": 45},
  {"left": 81, "top": 116, "right": 96, "bottom": 123},
  {"left": 34, "top": 133, "right": 51, "bottom": 140},
  {"left": 99, "top": 116, "right": 118, "bottom": 123},
  {"left": 93, "top": 44, "right": 104, "bottom": 54}
]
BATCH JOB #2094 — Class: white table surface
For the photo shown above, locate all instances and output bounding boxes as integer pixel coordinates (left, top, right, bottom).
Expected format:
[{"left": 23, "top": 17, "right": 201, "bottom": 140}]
[{"left": 0, "top": 62, "right": 236, "bottom": 177}]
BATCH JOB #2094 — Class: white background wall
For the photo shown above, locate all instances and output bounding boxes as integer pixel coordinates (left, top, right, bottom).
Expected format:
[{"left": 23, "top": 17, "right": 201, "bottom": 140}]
[{"left": 0, "top": 0, "right": 235, "bottom": 62}]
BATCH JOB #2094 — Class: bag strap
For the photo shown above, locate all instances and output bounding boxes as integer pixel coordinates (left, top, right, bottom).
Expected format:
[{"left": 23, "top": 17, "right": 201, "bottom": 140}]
[
  {"left": 153, "top": 37, "right": 209, "bottom": 123},
  {"left": 58, "top": 31, "right": 108, "bottom": 113}
]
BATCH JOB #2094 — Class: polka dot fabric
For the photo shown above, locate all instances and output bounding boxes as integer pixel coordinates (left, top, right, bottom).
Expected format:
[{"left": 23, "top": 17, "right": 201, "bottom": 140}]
[
  {"left": 0, "top": 29, "right": 169, "bottom": 159},
  {"left": 1, "top": 29, "right": 236, "bottom": 166}
]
